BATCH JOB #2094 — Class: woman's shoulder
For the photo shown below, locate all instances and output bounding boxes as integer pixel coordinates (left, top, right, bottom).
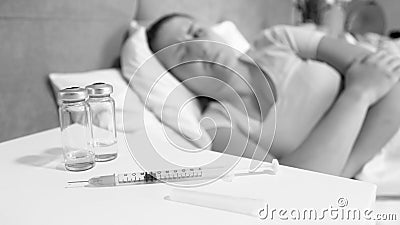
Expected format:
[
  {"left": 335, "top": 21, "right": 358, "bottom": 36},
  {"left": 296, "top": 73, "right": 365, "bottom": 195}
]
[{"left": 201, "top": 102, "right": 232, "bottom": 129}]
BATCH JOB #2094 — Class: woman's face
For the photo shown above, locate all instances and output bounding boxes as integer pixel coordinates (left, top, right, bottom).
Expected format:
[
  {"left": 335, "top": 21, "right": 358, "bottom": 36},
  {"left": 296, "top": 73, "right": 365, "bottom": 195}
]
[{"left": 152, "top": 16, "right": 239, "bottom": 97}]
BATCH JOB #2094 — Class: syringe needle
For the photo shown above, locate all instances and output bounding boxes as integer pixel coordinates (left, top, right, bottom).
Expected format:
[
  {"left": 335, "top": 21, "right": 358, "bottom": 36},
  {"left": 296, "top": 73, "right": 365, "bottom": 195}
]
[{"left": 67, "top": 180, "right": 89, "bottom": 184}]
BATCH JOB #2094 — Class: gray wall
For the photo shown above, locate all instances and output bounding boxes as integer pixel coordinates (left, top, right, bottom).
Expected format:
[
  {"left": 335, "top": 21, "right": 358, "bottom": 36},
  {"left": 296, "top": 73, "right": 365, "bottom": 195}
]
[
  {"left": 0, "top": 0, "right": 136, "bottom": 142},
  {"left": 376, "top": 0, "right": 400, "bottom": 34}
]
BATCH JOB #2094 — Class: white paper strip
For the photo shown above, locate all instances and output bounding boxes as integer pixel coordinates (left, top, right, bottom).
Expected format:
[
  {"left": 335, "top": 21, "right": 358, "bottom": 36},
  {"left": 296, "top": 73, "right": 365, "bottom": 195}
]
[{"left": 165, "top": 188, "right": 266, "bottom": 217}]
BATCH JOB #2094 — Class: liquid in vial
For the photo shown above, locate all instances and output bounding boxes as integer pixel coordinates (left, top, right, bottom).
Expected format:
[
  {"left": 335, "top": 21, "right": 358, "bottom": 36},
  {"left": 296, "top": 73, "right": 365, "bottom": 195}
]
[
  {"left": 93, "top": 139, "right": 118, "bottom": 162},
  {"left": 64, "top": 148, "right": 95, "bottom": 171}
]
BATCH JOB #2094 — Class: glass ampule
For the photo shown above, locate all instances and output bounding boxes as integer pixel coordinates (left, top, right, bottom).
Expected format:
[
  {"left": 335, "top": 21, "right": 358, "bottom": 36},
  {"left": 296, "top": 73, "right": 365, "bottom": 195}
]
[
  {"left": 86, "top": 83, "right": 118, "bottom": 162},
  {"left": 58, "top": 87, "right": 95, "bottom": 171}
]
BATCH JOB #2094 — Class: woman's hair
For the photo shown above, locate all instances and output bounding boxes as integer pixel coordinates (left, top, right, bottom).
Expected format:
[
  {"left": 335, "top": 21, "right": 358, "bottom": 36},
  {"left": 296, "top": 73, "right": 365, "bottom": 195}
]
[
  {"left": 146, "top": 13, "right": 193, "bottom": 53},
  {"left": 297, "top": 0, "right": 331, "bottom": 24}
]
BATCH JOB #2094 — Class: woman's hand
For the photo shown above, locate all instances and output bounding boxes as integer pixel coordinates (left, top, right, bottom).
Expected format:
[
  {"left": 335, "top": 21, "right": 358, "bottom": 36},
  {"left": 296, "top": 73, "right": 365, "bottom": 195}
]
[
  {"left": 345, "top": 51, "right": 400, "bottom": 106},
  {"left": 378, "top": 39, "right": 400, "bottom": 56}
]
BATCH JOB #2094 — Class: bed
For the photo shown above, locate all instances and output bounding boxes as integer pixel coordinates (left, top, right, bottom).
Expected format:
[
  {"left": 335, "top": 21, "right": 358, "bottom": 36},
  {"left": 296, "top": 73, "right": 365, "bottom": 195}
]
[{"left": 0, "top": 0, "right": 294, "bottom": 142}]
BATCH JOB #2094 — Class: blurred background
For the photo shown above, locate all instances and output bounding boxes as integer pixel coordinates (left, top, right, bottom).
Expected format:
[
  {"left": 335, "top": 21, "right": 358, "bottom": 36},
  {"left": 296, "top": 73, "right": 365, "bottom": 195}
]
[{"left": 1, "top": 0, "right": 400, "bottom": 143}]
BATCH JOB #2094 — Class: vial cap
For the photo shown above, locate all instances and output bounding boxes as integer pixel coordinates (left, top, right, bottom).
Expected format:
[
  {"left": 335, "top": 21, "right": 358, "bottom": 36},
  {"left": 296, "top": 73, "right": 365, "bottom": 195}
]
[
  {"left": 86, "top": 82, "right": 113, "bottom": 97},
  {"left": 58, "top": 87, "right": 88, "bottom": 102}
]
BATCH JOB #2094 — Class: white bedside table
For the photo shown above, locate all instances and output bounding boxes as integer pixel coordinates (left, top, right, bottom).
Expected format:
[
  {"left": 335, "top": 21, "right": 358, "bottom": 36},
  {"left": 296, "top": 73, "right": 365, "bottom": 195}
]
[{"left": 0, "top": 128, "right": 377, "bottom": 225}]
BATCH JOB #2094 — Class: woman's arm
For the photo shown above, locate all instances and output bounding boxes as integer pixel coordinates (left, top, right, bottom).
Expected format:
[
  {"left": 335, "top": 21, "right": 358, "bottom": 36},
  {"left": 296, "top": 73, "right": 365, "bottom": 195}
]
[
  {"left": 205, "top": 126, "right": 275, "bottom": 163},
  {"left": 279, "top": 88, "right": 369, "bottom": 175},
  {"left": 258, "top": 26, "right": 400, "bottom": 175},
  {"left": 205, "top": 88, "right": 370, "bottom": 176},
  {"left": 263, "top": 25, "right": 372, "bottom": 74},
  {"left": 279, "top": 52, "right": 400, "bottom": 176},
  {"left": 316, "top": 36, "right": 371, "bottom": 74}
]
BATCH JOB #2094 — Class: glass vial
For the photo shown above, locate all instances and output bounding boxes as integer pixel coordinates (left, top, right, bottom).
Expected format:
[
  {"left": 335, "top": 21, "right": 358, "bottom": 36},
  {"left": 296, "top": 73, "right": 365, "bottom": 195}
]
[
  {"left": 58, "top": 87, "right": 95, "bottom": 171},
  {"left": 86, "top": 83, "right": 118, "bottom": 162}
]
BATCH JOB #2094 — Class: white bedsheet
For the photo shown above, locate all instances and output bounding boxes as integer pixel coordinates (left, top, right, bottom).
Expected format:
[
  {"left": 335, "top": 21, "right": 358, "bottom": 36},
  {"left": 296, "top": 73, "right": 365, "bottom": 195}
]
[
  {"left": 357, "top": 130, "right": 400, "bottom": 196},
  {"left": 374, "top": 200, "right": 400, "bottom": 225},
  {"left": 49, "top": 68, "right": 399, "bottom": 196}
]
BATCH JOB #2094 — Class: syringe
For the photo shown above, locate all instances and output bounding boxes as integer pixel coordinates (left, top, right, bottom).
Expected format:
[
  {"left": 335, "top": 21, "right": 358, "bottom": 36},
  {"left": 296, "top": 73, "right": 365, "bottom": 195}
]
[{"left": 67, "top": 159, "right": 279, "bottom": 187}]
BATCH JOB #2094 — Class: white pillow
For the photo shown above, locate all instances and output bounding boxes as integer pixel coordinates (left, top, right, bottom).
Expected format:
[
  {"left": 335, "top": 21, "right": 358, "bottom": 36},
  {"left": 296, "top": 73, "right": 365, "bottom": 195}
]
[
  {"left": 49, "top": 69, "right": 156, "bottom": 133},
  {"left": 120, "top": 20, "right": 250, "bottom": 149},
  {"left": 211, "top": 21, "right": 251, "bottom": 53}
]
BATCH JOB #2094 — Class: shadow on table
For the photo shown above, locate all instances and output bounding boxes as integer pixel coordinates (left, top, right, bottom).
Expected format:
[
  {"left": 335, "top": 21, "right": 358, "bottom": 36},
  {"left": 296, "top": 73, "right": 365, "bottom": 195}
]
[{"left": 16, "top": 147, "right": 65, "bottom": 171}]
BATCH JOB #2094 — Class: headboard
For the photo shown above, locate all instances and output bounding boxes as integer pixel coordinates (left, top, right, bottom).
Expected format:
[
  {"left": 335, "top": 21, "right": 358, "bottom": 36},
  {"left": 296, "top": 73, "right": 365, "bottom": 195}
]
[
  {"left": 0, "top": 0, "right": 137, "bottom": 142},
  {"left": 0, "top": 0, "right": 294, "bottom": 142},
  {"left": 135, "top": 0, "right": 295, "bottom": 41}
]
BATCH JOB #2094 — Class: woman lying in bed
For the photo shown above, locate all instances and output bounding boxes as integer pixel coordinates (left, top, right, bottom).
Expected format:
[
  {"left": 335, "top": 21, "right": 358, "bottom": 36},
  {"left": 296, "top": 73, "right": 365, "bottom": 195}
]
[{"left": 146, "top": 13, "right": 400, "bottom": 178}]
